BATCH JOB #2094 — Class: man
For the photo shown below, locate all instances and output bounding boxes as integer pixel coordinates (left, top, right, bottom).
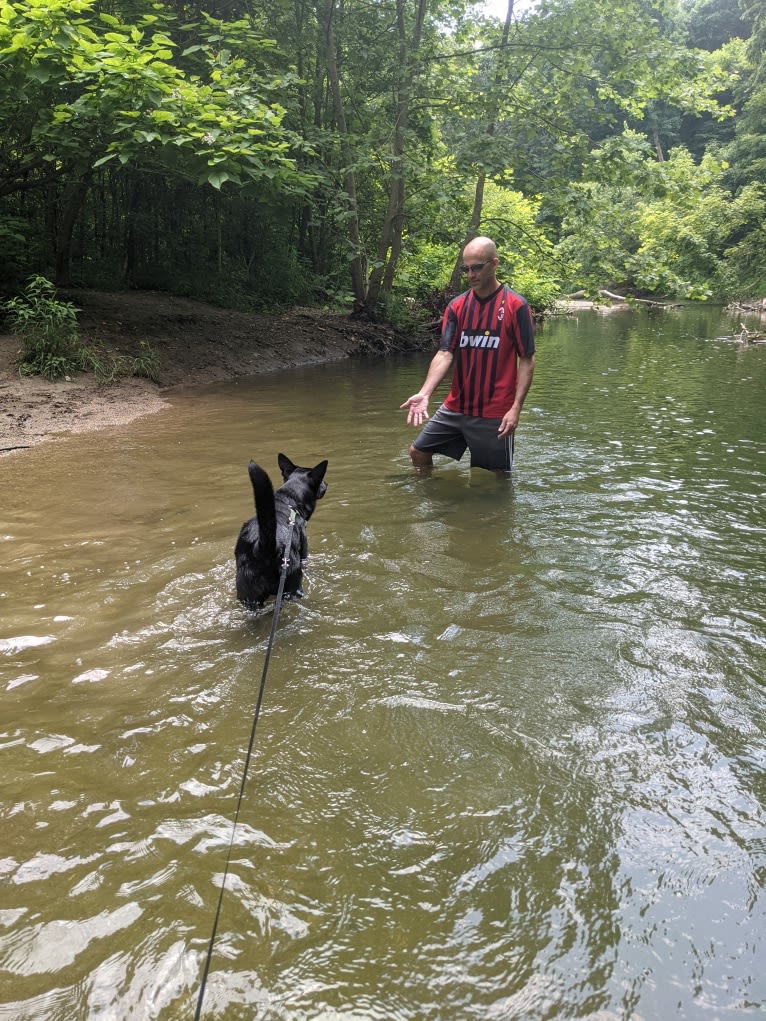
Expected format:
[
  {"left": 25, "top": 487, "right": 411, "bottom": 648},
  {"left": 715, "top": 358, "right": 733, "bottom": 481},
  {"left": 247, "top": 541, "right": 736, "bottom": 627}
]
[{"left": 400, "top": 236, "right": 536, "bottom": 474}]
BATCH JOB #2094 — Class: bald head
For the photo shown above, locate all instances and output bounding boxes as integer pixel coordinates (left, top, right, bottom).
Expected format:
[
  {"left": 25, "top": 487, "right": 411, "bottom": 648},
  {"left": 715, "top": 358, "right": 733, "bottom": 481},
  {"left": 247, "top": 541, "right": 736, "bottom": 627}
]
[
  {"left": 463, "top": 236, "right": 498, "bottom": 263},
  {"left": 461, "top": 236, "right": 500, "bottom": 297}
]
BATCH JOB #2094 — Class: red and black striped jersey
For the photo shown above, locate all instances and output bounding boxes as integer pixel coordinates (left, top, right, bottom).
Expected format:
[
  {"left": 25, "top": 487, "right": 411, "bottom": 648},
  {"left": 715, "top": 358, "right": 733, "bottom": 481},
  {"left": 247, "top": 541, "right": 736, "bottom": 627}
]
[{"left": 439, "top": 285, "right": 535, "bottom": 419}]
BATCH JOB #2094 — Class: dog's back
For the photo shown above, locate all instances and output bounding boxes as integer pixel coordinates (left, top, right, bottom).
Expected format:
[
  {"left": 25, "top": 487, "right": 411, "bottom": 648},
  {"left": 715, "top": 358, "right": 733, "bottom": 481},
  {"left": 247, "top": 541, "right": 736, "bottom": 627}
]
[{"left": 235, "top": 453, "right": 328, "bottom": 609}]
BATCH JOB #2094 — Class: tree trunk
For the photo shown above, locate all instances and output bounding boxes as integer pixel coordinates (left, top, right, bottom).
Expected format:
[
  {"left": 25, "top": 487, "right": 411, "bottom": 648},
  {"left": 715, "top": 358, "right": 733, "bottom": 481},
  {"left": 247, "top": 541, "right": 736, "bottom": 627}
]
[
  {"left": 451, "top": 0, "right": 515, "bottom": 291},
  {"left": 450, "top": 173, "right": 486, "bottom": 293},
  {"left": 363, "top": 0, "right": 427, "bottom": 318},
  {"left": 54, "top": 172, "right": 91, "bottom": 287},
  {"left": 123, "top": 174, "right": 141, "bottom": 287},
  {"left": 323, "top": 0, "right": 367, "bottom": 309},
  {"left": 652, "top": 127, "right": 666, "bottom": 162}
]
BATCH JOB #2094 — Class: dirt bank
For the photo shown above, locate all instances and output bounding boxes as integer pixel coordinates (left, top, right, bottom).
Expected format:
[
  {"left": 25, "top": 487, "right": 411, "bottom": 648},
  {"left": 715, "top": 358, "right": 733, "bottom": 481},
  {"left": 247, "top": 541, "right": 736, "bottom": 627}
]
[{"left": 0, "top": 289, "right": 430, "bottom": 455}]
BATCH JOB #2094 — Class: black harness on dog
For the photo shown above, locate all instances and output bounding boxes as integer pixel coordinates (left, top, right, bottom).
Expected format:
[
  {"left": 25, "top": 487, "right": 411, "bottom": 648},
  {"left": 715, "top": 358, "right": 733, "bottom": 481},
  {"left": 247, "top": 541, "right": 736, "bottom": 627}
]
[{"left": 195, "top": 510, "right": 299, "bottom": 1020}]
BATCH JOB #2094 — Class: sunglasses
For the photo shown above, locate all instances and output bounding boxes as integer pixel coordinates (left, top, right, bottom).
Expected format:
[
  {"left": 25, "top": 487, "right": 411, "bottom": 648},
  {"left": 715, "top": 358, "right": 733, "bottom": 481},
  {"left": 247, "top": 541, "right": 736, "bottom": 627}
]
[{"left": 459, "top": 261, "right": 489, "bottom": 274}]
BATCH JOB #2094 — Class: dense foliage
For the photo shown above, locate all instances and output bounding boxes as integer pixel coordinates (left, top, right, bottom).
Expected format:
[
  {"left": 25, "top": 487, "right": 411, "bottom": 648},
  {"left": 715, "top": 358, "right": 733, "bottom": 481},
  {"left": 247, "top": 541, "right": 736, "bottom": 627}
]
[{"left": 1, "top": 0, "right": 763, "bottom": 319}]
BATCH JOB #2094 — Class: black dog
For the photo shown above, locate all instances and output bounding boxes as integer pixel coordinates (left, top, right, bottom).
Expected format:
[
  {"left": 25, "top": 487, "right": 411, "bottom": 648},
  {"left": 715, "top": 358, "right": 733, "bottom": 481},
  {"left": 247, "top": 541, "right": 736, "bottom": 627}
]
[{"left": 235, "top": 453, "right": 328, "bottom": 609}]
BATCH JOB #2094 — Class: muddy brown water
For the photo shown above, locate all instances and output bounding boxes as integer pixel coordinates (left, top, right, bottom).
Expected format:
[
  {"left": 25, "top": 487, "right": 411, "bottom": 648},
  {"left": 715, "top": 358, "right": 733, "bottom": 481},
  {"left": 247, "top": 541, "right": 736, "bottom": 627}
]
[{"left": 1, "top": 305, "right": 765, "bottom": 1020}]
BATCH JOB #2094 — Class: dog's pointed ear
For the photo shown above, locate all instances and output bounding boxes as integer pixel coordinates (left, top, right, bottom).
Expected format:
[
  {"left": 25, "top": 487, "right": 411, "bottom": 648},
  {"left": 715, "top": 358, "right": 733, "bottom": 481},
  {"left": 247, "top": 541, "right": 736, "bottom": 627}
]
[
  {"left": 312, "top": 460, "right": 328, "bottom": 482},
  {"left": 277, "top": 452, "right": 295, "bottom": 478}
]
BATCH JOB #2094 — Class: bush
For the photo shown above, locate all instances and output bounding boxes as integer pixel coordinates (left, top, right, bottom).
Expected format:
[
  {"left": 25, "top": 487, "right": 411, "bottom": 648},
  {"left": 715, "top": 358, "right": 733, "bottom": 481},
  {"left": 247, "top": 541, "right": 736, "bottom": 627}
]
[
  {"left": 4, "top": 276, "right": 86, "bottom": 380},
  {"left": 3, "top": 276, "right": 161, "bottom": 383}
]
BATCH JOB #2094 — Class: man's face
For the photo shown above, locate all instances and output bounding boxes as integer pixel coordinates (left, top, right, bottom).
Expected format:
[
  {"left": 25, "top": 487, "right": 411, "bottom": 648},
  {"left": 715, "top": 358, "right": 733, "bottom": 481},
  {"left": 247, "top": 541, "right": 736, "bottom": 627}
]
[{"left": 461, "top": 249, "right": 495, "bottom": 290}]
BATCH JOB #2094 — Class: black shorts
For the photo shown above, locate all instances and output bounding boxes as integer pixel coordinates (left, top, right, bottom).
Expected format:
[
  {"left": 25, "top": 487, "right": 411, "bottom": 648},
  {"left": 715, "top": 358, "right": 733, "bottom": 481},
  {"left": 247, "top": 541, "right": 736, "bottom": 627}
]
[{"left": 412, "top": 405, "right": 514, "bottom": 472}]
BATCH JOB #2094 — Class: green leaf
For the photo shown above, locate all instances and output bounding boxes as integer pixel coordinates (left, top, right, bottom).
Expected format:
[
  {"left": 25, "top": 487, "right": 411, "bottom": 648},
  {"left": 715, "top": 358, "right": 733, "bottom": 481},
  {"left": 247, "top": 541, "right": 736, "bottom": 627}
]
[{"left": 207, "top": 169, "right": 230, "bottom": 188}]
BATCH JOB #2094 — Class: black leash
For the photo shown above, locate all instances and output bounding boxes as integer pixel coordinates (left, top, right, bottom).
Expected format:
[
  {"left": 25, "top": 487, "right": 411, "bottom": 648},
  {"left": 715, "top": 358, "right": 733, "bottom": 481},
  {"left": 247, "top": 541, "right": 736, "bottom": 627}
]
[{"left": 194, "top": 509, "right": 297, "bottom": 1020}]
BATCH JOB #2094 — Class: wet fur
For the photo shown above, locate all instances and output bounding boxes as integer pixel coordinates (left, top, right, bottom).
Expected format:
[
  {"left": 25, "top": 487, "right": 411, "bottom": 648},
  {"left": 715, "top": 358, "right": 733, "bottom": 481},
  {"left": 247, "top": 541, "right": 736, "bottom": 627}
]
[{"left": 235, "top": 453, "right": 328, "bottom": 609}]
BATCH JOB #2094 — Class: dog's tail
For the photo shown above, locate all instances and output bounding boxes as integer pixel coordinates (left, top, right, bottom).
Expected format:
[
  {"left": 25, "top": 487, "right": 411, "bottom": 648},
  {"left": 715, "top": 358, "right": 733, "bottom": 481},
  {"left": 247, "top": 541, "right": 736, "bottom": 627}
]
[{"left": 248, "top": 460, "right": 278, "bottom": 556}]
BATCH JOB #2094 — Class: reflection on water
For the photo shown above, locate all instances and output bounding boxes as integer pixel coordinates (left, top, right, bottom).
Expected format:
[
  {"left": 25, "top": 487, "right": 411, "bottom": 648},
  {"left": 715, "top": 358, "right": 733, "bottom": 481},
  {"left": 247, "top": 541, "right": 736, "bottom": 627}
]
[{"left": 1, "top": 305, "right": 765, "bottom": 1020}]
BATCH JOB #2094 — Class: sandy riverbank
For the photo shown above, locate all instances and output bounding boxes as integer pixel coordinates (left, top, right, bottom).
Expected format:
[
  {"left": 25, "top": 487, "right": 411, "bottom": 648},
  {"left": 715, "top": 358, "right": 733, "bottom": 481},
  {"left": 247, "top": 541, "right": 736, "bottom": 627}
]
[{"left": 0, "top": 289, "right": 426, "bottom": 455}]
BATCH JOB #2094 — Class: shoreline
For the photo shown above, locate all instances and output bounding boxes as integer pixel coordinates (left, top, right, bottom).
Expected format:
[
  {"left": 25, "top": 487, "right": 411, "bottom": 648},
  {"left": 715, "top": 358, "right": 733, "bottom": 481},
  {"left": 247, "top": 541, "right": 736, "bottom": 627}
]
[
  {"left": 6, "top": 291, "right": 761, "bottom": 456},
  {"left": 0, "top": 290, "right": 430, "bottom": 456}
]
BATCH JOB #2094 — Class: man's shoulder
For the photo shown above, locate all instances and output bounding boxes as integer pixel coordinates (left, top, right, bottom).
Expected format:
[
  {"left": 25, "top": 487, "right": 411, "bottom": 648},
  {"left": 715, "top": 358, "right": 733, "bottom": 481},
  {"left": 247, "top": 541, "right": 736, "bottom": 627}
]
[
  {"left": 447, "top": 289, "right": 472, "bottom": 312},
  {"left": 501, "top": 284, "right": 529, "bottom": 310}
]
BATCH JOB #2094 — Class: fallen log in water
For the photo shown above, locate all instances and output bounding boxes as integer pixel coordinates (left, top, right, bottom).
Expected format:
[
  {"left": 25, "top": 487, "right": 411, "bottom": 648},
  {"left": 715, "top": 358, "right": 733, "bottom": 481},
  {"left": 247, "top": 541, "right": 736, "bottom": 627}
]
[
  {"left": 598, "top": 289, "right": 682, "bottom": 308},
  {"left": 725, "top": 299, "right": 766, "bottom": 315},
  {"left": 715, "top": 324, "right": 766, "bottom": 345}
]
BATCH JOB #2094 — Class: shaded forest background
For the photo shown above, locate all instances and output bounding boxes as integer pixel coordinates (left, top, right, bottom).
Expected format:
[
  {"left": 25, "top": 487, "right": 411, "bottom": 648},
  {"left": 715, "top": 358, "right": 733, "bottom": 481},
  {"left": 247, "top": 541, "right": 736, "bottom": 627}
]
[{"left": 1, "top": 0, "right": 764, "bottom": 325}]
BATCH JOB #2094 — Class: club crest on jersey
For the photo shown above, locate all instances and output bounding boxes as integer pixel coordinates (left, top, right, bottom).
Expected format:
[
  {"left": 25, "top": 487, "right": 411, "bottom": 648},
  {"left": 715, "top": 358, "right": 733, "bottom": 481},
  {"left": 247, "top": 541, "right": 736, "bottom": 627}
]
[{"left": 459, "top": 330, "right": 500, "bottom": 349}]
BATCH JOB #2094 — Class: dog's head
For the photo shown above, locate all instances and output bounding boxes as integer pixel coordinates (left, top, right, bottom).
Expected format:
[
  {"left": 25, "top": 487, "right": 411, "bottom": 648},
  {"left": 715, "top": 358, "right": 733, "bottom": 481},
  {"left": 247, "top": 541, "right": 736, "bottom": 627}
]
[{"left": 278, "top": 453, "right": 328, "bottom": 506}]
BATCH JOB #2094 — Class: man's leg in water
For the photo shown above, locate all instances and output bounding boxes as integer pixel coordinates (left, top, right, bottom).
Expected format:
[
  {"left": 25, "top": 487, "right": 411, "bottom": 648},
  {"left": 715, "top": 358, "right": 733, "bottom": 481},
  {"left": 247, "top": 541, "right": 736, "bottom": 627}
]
[
  {"left": 409, "top": 443, "right": 433, "bottom": 470},
  {"left": 409, "top": 406, "right": 467, "bottom": 471}
]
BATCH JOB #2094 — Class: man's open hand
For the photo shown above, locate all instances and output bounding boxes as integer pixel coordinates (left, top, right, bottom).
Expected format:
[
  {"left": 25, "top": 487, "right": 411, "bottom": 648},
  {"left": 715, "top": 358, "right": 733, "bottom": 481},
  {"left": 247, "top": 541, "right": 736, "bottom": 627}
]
[{"left": 400, "top": 393, "right": 430, "bottom": 427}]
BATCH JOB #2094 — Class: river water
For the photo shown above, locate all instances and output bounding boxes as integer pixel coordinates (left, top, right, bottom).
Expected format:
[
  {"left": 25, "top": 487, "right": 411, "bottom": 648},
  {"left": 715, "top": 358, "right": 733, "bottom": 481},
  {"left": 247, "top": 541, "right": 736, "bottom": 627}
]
[{"left": 1, "top": 304, "right": 764, "bottom": 1020}]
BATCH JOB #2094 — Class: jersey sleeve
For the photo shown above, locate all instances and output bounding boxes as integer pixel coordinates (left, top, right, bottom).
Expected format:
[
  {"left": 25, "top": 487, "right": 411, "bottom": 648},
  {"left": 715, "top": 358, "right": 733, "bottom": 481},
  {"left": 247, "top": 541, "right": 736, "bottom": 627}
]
[
  {"left": 439, "top": 298, "right": 461, "bottom": 353},
  {"left": 513, "top": 298, "right": 536, "bottom": 357}
]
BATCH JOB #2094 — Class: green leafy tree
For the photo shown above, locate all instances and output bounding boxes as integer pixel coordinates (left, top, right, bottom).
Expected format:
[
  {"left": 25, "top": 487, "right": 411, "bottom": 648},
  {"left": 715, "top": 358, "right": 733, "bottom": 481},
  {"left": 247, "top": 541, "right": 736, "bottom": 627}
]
[
  {"left": 396, "top": 179, "right": 559, "bottom": 312},
  {"left": 723, "top": 0, "right": 766, "bottom": 190},
  {"left": 555, "top": 129, "right": 762, "bottom": 299},
  {"left": 0, "top": 0, "right": 313, "bottom": 283},
  {"left": 1, "top": 0, "right": 762, "bottom": 314},
  {"left": 440, "top": 0, "right": 734, "bottom": 216}
]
